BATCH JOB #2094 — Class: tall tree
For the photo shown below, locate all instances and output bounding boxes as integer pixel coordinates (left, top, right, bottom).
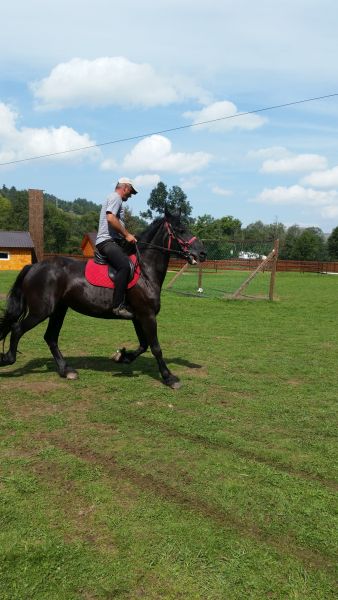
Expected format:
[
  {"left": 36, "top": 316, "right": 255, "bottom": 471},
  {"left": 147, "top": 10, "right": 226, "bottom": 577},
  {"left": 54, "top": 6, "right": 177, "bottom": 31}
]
[
  {"left": 141, "top": 181, "right": 192, "bottom": 221},
  {"left": 44, "top": 204, "right": 72, "bottom": 253},
  {"left": 0, "top": 195, "right": 12, "bottom": 229},
  {"left": 280, "top": 225, "right": 302, "bottom": 259},
  {"left": 219, "top": 216, "right": 242, "bottom": 237},
  {"left": 327, "top": 226, "right": 338, "bottom": 259},
  {"left": 5, "top": 189, "right": 29, "bottom": 230},
  {"left": 192, "top": 214, "right": 218, "bottom": 238},
  {"left": 291, "top": 227, "right": 327, "bottom": 260},
  {"left": 124, "top": 207, "right": 148, "bottom": 236},
  {"left": 243, "top": 221, "right": 271, "bottom": 241},
  {"left": 140, "top": 182, "right": 168, "bottom": 220},
  {"left": 167, "top": 185, "right": 192, "bottom": 221}
]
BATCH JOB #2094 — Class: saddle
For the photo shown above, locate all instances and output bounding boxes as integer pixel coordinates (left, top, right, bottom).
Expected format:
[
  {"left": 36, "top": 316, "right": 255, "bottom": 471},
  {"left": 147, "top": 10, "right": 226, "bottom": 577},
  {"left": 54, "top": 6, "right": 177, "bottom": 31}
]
[{"left": 85, "top": 250, "right": 141, "bottom": 290}]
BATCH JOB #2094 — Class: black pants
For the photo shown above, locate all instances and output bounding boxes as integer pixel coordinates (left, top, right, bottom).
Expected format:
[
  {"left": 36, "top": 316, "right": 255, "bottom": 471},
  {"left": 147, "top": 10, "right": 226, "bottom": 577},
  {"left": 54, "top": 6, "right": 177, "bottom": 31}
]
[{"left": 96, "top": 240, "right": 130, "bottom": 308}]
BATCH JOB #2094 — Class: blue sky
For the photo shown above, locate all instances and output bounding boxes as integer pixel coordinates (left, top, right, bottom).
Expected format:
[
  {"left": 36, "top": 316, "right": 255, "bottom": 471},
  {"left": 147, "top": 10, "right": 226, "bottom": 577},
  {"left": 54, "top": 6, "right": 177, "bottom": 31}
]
[{"left": 1, "top": 0, "right": 338, "bottom": 231}]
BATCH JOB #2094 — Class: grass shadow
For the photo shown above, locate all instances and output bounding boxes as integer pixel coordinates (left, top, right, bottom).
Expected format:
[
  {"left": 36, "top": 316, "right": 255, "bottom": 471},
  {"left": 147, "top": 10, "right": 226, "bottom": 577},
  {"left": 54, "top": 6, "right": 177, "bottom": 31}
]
[{"left": 0, "top": 354, "right": 203, "bottom": 383}]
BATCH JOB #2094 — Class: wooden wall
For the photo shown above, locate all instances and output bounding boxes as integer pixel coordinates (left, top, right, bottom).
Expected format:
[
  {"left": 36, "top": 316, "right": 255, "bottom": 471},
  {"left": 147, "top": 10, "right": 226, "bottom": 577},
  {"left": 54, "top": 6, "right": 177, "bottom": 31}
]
[
  {"left": 82, "top": 239, "right": 95, "bottom": 257},
  {"left": 0, "top": 249, "right": 32, "bottom": 271}
]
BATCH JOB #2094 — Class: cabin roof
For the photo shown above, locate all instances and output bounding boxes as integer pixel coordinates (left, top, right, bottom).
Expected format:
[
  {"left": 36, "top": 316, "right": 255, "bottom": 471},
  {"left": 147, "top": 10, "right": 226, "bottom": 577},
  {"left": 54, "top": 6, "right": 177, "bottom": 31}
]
[
  {"left": 81, "top": 231, "right": 97, "bottom": 249},
  {"left": 0, "top": 231, "right": 35, "bottom": 249}
]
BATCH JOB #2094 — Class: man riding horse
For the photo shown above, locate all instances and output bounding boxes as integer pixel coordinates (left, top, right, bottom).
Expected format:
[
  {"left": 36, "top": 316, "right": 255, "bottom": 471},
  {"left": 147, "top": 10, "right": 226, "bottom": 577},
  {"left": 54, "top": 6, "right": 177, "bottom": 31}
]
[
  {"left": 0, "top": 205, "right": 206, "bottom": 388},
  {"left": 96, "top": 177, "right": 138, "bottom": 319}
]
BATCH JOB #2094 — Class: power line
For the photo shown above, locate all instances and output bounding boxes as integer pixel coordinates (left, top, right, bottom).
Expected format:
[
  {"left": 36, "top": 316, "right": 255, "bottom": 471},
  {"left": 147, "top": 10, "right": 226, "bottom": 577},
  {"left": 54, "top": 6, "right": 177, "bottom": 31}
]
[{"left": 0, "top": 92, "right": 337, "bottom": 167}]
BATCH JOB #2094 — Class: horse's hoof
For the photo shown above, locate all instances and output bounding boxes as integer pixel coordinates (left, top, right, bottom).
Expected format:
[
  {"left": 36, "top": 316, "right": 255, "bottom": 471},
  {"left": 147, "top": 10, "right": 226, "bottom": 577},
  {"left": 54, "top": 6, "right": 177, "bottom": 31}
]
[
  {"left": 0, "top": 353, "right": 14, "bottom": 367},
  {"left": 112, "top": 349, "right": 122, "bottom": 362},
  {"left": 112, "top": 348, "right": 129, "bottom": 363},
  {"left": 164, "top": 376, "right": 182, "bottom": 389},
  {"left": 66, "top": 370, "right": 78, "bottom": 380},
  {"left": 170, "top": 380, "right": 182, "bottom": 390}
]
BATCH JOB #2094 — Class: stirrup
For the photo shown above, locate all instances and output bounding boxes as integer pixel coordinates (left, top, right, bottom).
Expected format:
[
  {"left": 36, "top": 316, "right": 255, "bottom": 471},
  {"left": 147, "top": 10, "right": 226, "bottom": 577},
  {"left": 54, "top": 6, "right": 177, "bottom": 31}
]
[{"left": 112, "top": 305, "right": 134, "bottom": 319}]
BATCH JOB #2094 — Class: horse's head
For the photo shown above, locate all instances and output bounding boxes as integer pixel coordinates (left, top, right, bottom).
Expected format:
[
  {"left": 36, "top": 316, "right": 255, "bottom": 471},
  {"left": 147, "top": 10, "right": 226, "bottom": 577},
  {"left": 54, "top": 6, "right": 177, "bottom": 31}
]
[{"left": 164, "top": 208, "right": 207, "bottom": 265}]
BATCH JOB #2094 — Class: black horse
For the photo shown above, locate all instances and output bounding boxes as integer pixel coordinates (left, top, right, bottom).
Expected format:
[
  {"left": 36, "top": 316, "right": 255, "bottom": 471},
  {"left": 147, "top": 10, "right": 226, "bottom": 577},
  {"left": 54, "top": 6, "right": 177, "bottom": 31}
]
[{"left": 0, "top": 209, "right": 206, "bottom": 388}]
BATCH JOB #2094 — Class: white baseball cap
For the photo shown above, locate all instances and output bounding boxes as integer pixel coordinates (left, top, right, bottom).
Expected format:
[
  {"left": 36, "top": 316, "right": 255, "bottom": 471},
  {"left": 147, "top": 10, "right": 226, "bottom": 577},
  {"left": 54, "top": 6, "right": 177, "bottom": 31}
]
[{"left": 117, "top": 177, "right": 138, "bottom": 194}]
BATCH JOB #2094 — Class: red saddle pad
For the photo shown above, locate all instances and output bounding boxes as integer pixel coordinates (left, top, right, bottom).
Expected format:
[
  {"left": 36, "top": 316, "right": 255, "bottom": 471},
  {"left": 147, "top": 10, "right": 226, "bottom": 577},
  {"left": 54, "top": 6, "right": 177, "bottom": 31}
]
[{"left": 85, "top": 255, "right": 141, "bottom": 289}]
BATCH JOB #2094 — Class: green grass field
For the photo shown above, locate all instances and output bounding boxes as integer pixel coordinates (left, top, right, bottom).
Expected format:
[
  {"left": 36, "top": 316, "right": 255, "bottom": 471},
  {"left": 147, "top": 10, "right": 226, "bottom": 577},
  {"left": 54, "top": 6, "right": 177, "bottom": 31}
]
[
  {"left": 0, "top": 269, "right": 337, "bottom": 599},
  {"left": 166, "top": 265, "right": 275, "bottom": 298}
]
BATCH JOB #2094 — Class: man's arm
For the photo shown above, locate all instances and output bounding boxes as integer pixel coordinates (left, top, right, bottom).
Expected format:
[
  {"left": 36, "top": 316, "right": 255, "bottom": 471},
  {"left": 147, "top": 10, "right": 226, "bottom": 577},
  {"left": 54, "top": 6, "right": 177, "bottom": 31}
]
[{"left": 107, "top": 213, "right": 137, "bottom": 243}]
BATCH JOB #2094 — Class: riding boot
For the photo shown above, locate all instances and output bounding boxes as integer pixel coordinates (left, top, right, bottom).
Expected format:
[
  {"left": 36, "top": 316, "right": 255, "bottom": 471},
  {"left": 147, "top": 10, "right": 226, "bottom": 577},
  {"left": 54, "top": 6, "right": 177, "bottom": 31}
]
[{"left": 112, "top": 304, "right": 134, "bottom": 319}]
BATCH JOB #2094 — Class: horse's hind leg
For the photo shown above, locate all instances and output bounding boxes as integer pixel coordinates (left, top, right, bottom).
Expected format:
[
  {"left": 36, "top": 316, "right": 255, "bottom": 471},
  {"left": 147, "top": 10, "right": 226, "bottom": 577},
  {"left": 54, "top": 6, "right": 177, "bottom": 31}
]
[
  {"left": 44, "top": 305, "right": 78, "bottom": 380},
  {"left": 0, "top": 313, "right": 45, "bottom": 367}
]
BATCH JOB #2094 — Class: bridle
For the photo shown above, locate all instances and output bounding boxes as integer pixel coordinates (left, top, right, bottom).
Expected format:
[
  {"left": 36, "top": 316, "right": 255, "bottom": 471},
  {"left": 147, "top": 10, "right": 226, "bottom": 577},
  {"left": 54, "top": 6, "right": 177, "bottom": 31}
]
[
  {"left": 136, "top": 219, "right": 197, "bottom": 261},
  {"left": 164, "top": 220, "right": 197, "bottom": 258}
]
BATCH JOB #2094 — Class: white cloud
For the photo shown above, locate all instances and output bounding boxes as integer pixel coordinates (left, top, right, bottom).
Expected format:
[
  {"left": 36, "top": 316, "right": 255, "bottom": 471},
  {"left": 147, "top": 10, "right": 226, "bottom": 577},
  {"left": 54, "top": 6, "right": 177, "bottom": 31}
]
[
  {"left": 2, "top": 1, "right": 338, "bottom": 83},
  {"left": 133, "top": 174, "right": 161, "bottom": 188},
  {"left": 31, "top": 57, "right": 210, "bottom": 110},
  {"left": 184, "top": 100, "right": 266, "bottom": 132},
  {"left": 253, "top": 184, "right": 338, "bottom": 208},
  {"left": 253, "top": 184, "right": 338, "bottom": 220},
  {"left": 0, "top": 102, "right": 99, "bottom": 165},
  {"left": 248, "top": 146, "right": 289, "bottom": 160},
  {"left": 321, "top": 204, "right": 338, "bottom": 218},
  {"left": 0, "top": 103, "right": 100, "bottom": 162},
  {"left": 179, "top": 175, "right": 203, "bottom": 190},
  {"left": 122, "top": 134, "right": 212, "bottom": 174},
  {"left": 302, "top": 165, "right": 338, "bottom": 188},
  {"left": 261, "top": 154, "right": 327, "bottom": 174},
  {"left": 211, "top": 185, "right": 233, "bottom": 197},
  {"left": 100, "top": 158, "right": 118, "bottom": 171}
]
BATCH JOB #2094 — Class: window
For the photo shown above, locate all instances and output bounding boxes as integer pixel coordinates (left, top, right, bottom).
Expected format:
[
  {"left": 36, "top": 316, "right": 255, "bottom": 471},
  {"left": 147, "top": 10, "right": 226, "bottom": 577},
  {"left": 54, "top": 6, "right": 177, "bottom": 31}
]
[{"left": 0, "top": 252, "right": 10, "bottom": 260}]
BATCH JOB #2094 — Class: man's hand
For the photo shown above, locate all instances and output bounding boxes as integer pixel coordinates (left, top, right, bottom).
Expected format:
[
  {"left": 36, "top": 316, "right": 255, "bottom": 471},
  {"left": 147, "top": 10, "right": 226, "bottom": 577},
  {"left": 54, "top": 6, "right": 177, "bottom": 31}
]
[{"left": 125, "top": 232, "right": 137, "bottom": 244}]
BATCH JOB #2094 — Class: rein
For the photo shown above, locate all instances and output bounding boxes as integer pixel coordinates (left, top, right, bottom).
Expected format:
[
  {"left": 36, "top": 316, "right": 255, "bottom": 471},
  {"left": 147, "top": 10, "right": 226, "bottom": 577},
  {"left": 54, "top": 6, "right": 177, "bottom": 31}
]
[{"left": 136, "top": 220, "right": 196, "bottom": 260}]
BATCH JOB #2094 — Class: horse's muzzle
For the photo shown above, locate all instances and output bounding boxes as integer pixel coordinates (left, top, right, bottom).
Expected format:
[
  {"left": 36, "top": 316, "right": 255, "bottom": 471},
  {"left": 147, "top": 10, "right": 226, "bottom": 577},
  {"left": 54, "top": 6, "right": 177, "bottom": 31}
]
[{"left": 188, "top": 250, "right": 207, "bottom": 265}]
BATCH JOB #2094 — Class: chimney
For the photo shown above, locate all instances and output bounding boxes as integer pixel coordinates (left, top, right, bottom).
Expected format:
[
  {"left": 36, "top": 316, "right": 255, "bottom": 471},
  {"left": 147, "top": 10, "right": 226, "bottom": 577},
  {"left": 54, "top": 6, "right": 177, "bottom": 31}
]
[{"left": 28, "top": 189, "right": 44, "bottom": 262}]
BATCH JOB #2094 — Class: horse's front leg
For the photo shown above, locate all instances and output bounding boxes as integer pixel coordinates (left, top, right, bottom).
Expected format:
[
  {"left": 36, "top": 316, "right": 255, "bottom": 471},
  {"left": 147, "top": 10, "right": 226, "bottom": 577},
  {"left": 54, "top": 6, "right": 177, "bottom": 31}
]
[
  {"left": 44, "top": 306, "right": 78, "bottom": 380},
  {"left": 112, "top": 318, "right": 149, "bottom": 364},
  {"left": 142, "top": 314, "right": 181, "bottom": 389}
]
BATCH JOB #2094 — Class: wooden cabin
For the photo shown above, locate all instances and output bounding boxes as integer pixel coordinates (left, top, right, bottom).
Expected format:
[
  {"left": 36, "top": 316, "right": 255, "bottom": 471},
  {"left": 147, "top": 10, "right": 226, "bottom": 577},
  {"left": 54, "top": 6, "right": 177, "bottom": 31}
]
[
  {"left": 0, "top": 231, "right": 35, "bottom": 271},
  {"left": 81, "top": 231, "right": 97, "bottom": 257}
]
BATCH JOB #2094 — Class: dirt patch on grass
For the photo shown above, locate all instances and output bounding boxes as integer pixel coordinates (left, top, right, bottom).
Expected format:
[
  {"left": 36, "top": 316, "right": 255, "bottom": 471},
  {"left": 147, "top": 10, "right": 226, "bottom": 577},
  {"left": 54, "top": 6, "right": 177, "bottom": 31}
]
[
  {"left": 31, "top": 431, "right": 334, "bottom": 575},
  {"left": 5, "top": 393, "right": 94, "bottom": 422},
  {"left": 286, "top": 379, "right": 303, "bottom": 386},
  {"left": 119, "top": 413, "right": 338, "bottom": 492},
  {"left": 2, "top": 380, "right": 65, "bottom": 394},
  {"left": 185, "top": 366, "right": 208, "bottom": 379},
  {"left": 1, "top": 447, "right": 37, "bottom": 461},
  {"left": 30, "top": 456, "right": 118, "bottom": 553}
]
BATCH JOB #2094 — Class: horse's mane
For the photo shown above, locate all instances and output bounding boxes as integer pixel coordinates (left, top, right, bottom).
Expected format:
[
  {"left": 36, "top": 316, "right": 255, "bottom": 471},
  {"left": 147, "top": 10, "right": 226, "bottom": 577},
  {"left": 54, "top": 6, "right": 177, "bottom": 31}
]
[{"left": 137, "top": 216, "right": 165, "bottom": 244}]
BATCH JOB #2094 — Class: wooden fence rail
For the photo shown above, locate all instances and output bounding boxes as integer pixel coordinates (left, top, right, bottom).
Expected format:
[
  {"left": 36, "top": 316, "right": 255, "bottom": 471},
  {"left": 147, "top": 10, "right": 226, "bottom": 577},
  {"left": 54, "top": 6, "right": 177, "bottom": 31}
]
[
  {"left": 167, "top": 258, "right": 338, "bottom": 273},
  {"left": 42, "top": 254, "right": 338, "bottom": 274}
]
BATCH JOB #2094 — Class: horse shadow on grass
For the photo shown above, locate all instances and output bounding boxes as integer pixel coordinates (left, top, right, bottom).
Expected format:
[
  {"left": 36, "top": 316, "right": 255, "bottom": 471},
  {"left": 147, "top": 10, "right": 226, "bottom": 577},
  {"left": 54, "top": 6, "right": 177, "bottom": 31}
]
[{"left": 0, "top": 354, "right": 202, "bottom": 383}]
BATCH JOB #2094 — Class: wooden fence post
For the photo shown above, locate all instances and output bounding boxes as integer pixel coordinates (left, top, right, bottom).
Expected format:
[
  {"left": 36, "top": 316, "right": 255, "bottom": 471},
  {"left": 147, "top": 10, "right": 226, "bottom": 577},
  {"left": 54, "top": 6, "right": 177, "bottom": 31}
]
[
  {"left": 269, "top": 239, "right": 279, "bottom": 301},
  {"left": 229, "top": 243, "right": 277, "bottom": 300},
  {"left": 166, "top": 262, "right": 189, "bottom": 289}
]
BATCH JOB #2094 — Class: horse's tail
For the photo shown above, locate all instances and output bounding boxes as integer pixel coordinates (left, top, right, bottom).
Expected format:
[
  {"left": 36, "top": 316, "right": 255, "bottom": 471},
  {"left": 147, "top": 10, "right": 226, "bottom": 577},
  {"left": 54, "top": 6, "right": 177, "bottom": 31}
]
[{"left": 0, "top": 264, "right": 32, "bottom": 341}]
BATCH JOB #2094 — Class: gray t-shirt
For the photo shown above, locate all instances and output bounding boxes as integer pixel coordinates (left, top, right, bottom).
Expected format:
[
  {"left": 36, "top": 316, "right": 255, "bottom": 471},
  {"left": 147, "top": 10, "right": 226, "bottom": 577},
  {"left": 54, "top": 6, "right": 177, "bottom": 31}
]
[{"left": 96, "top": 191, "right": 125, "bottom": 245}]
